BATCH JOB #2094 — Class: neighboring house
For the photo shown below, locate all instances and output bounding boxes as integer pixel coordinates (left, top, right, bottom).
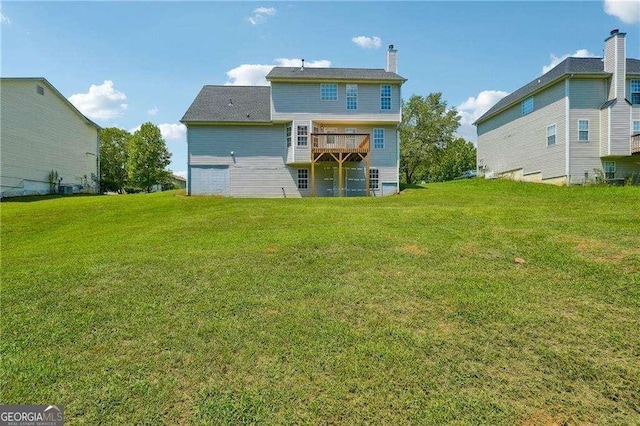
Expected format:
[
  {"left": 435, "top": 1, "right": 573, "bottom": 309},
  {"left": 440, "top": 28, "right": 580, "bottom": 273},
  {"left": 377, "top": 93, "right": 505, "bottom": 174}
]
[
  {"left": 1, "top": 77, "right": 101, "bottom": 197},
  {"left": 475, "top": 30, "right": 640, "bottom": 185},
  {"left": 171, "top": 174, "right": 187, "bottom": 190},
  {"left": 181, "top": 46, "right": 406, "bottom": 197}
]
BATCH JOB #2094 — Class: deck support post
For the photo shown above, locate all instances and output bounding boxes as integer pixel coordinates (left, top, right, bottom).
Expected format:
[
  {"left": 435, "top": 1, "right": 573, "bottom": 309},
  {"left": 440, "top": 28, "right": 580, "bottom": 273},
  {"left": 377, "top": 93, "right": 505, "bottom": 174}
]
[
  {"left": 338, "top": 153, "right": 343, "bottom": 197},
  {"left": 365, "top": 154, "right": 371, "bottom": 196},
  {"left": 311, "top": 159, "right": 316, "bottom": 197}
]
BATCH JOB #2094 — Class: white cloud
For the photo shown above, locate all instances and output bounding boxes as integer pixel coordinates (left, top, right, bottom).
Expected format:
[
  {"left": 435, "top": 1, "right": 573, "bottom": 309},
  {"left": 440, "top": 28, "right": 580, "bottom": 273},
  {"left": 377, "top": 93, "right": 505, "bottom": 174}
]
[
  {"left": 147, "top": 106, "right": 159, "bottom": 116},
  {"left": 352, "top": 36, "right": 382, "bottom": 49},
  {"left": 247, "top": 6, "right": 276, "bottom": 25},
  {"left": 0, "top": 13, "right": 11, "bottom": 24},
  {"left": 225, "top": 58, "right": 331, "bottom": 86},
  {"left": 456, "top": 90, "right": 509, "bottom": 143},
  {"left": 542, "top": 49, "right": 597, "bottom": 74},
  {"left": 603, "top": 0, "right": 640, "bottom": 24},
  {"left": 158, "top": 123, "right": 187, "bottom": 142},
  {"left": 68, "top": 80, "right": 128, "bottom": 120}
]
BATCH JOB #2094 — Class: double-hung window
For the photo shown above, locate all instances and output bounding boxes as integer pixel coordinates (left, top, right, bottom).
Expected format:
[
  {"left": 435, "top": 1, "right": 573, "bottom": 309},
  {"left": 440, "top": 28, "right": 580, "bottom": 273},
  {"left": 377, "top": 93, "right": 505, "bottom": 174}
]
[
  {"left": 522, "top": 96, "right": 534, "bottom": 115},
  {"left": 346, "top": 84, "right": 357, "bottom": 110},
  {"left": 373, "top": 128, "right": 384, "bottom": 149},
  {"left": 286, "top": 124, "right": 292, "bottom": 147},
  {"left": 369, "top": 168, "right": 379, "bottom": 189},
  {"left": 546, "top": 124, "right": 556, "bottom": 146},
  {"left": 578, "top": 120, "right": 589, "bottom": 142},
  {"left": 633, "top": 120, "right": 640, "bottom": 134},
  {"left": 321, "top": 84, "right": 337, "bottom": 101},
  {"left": 631, "top": 80, "right": 640, "bottom": 105},
  {"left": 380, "top": 85, "right": 392, "bottom": 110},
  {"left": 297, "top": 125, "right": 308, "bottom": 146},
  {"left": 297, "top": 169, "right": 309, "bottom": 189},
  {"left": 604, "top": 161, "right": 616, "bottom": 179}
]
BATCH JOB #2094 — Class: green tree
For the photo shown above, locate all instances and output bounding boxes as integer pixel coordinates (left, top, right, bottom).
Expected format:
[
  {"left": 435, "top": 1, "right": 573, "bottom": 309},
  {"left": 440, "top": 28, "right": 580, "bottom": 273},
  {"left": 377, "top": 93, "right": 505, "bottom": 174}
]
[
  {"left": 429, "top": 137, "right": 477, "bottom": 182},
  {"left": 127, "top": 123, "right": 172, "bottom": 193},
  {"left": 399, "top": 93, "right": 461, "bottom": 184},
  {"left": 99, "top": 127, "right": 130, "bottom": 193}
]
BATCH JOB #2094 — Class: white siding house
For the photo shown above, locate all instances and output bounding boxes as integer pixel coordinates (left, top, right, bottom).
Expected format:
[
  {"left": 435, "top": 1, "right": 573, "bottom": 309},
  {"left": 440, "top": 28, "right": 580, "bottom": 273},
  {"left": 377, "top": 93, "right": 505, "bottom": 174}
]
[
  {"left": 1, "top": 78, "right": 100, "bottom": 197},
  {"left": 181, "top": 46, "right": 406, "bottom": 197},
  {"left": 476, "top": 30, "right": 640, "bottom": 185}
]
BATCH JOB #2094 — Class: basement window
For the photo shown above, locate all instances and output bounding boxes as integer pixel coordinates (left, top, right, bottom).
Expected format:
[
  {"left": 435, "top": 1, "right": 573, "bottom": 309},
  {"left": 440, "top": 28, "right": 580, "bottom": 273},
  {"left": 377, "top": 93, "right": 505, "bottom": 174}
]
[
  {"left": 369, "top": 168, "right": 379, "bottom": 189},
  {"left": 604, "top": 161, "right": 615, "bottom": 179},
  {"left": 297, "top": 169, "right": 308, "bottom": 189},
  {"left": 36, "top": 85, "right": 44, "bottom": 95}
]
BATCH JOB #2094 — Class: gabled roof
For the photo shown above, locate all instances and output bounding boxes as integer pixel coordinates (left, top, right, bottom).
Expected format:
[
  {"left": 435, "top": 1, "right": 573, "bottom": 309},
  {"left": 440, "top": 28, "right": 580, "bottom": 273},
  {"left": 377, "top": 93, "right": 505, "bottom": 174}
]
[
  {"left": 475, "top": 57, "right": 640, "bottom": 125},
  {"left": 181, "top": 86, "right": 271, "bottom": 123},
  {"left": 266, "top": 67, "right": 406, "bottom": 83},
  {"left": 0, "top": 77, "right": 101, "bottom": 129}
]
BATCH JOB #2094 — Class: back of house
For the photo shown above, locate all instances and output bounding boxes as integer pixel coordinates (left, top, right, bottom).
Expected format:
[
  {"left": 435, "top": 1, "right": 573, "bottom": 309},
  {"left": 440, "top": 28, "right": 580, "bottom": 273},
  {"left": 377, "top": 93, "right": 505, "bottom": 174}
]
[
  {"left": 475, "top": 30, "right": 640, "bottom": 185},
  {"left": 181, "top": 46, "right": 407, "bottom": 197}
]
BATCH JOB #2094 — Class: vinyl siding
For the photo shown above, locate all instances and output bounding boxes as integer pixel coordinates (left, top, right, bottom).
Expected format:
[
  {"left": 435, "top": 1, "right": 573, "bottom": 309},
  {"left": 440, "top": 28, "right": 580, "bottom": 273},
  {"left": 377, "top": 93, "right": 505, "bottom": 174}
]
[
  {"left": 0, "top": 80, "right": 98, "bottom": 196},
  {"left": 187, "top": 124, "right": 304, "bottom": 197},
  {"left": 568, "top": 79, "right": 604, "bottom": 183},
  {"left": 602, "top": 157, "right": 640, "bottom": 179},
  {"left": 609, "top": 101, "right": 631, "bottom": 155},
  {"left": 477, "top": 80, "right": 567, "bottom": 179},
  {"left": 271, "top": 82, "right": 401, "bottom": 122}
]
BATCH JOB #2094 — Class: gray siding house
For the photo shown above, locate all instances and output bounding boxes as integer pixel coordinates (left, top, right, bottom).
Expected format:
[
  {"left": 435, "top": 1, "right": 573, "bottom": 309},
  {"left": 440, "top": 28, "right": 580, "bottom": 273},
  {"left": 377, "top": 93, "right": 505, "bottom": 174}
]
[
  {"left": 182, "top": 46, "right": 406, "bottom": 197},
  {"left": 1, "top": 77, "right": 101, "bottom": 197},
  {"left": 476, "top": 30, "right": 640, "bottom": 184}
]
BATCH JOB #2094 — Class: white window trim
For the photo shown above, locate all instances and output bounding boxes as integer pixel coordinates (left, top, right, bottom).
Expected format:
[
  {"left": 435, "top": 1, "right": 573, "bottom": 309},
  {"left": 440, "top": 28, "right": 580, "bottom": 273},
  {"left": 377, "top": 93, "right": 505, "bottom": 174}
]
[
  {"left": 603, "top": 161, "right": 616, "bottom": 173},
  {"left": 297, "top": 168, "right": 309, "bottom": 189},
  {"left": 522, "top": 96, "right": 534, "bottom": 115},
  {"left": 346, "top": 84, "right": 358, "bottom": 110},
  {"left": 369, "top": 168, "right": 379, "bottom": 189},
  {"left": 373, "top": 128, "right": 385, "bottom": 149},
  {"left": 380, "top": 85, "right": 392, "bottom": 111},
  {"left": 286, "top": 124, "right": 292, "bottom": 147},
  {"left": 296, "top": 125, "right": 308, "bottom": 147},
  {"left": 633, "top": 120, "right": 640, "bottom": 134},
  {"left": 631, "top": 79, "right": 640, "bottom": 105},
  {"left": 546, "top": 123, "right": 557, "bottom": 146},
  {"left": 577, "top": 119, "right": 589, "bottom": 142},
  {"left": 320, "top": 83, "right": 338, "bottom": 101}
]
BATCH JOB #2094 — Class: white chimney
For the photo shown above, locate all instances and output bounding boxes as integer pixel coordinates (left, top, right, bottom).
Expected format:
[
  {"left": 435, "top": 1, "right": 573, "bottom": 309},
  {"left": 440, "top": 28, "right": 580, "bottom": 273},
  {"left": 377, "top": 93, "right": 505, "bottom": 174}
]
[
  {"left": 386, "top": 44, "right": 398, "bottom": 74},
  {"left": 604, "top": 29, "right": 626, "bottom": 101}
]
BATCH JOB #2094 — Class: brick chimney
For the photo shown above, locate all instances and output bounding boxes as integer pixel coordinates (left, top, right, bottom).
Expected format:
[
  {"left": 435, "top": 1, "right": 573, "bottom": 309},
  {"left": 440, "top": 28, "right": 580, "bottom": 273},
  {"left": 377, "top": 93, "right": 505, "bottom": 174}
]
[
  {"left": 386, "top": 44, "right": 398, "bottom": 74},
  {"left": 604, "top": 29, "right": 626, "bottom": 101}
]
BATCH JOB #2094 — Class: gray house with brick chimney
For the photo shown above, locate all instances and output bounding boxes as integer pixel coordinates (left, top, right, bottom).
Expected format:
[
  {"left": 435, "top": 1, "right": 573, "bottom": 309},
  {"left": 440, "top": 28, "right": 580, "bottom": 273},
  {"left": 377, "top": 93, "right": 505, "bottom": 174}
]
[
  {"left": 475, "top": 30, "right": 640, "bottom": 184},
  {"left": 181, "top": 46, "right": 406, "bottom": 197}
]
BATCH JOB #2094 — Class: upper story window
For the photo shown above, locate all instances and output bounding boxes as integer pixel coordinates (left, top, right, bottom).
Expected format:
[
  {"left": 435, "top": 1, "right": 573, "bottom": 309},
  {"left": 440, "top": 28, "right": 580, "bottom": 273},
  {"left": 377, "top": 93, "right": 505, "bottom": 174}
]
[
  {"left": 321, "top": 84, "right": 338, "bottom": 101},
  {"left": 286, "top": 124, "right": 292, "bottom": 147},
  {"left": 630, "top": 80, "right": 640, "bottom": 105},
  {"left": 346, "top": 84, "right": 357, "bottom": 110},
  {"left": 373, "top": 128, "right": 384, "bottom": 149},
  {"left": 297, "top": 125, "right": 308, "bottom": 146},
  {"left": 380, "top": 85, "right": 392, "bottom": 110},
  {"left": 578, "top": 120, "right": 589, "bottom": 142},
  {"left": 36, "top": 85, "right": 44, "bottom": 95},
  {"left": 633, "top": 120, "right": 640, "bottom": 134},
  {"left": 546, "top": 123, "right": 556, "bottom": 146},
  {"left": 522, "top": 96, "right": 534, "bottom": 115}
]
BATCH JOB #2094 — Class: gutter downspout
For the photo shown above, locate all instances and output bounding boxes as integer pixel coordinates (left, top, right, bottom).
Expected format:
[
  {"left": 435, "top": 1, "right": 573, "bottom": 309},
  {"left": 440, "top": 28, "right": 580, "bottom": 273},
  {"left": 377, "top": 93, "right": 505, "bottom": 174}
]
[{"left": 565, "top": 75, "right": 572, "bottom": 186}]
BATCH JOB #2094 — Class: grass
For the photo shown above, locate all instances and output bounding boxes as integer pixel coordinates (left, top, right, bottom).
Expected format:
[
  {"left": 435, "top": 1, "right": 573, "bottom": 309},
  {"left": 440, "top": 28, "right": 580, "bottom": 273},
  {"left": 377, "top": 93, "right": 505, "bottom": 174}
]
[{"left": 1, "top": 179, "right": 639, "bottom": 424}]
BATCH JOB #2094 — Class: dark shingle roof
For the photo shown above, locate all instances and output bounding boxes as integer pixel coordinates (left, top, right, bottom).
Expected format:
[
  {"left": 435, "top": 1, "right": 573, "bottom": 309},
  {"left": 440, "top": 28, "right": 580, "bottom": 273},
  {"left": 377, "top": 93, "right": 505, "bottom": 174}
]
[
  {"left": 181, "top": 86, "right": 271, "bottom": 123},
  {"left": 475, "top": 57, "right": 640, "bottom": 124},
  {"left": 266, "top": 67, "right": 406, "bottom": 82}
]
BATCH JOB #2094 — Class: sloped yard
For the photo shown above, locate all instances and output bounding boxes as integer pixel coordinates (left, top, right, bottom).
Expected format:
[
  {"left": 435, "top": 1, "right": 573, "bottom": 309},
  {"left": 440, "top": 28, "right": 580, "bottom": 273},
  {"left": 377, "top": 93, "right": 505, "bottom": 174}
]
[{"left": 1, "top": 180, "right": 639, "bottom": 424}]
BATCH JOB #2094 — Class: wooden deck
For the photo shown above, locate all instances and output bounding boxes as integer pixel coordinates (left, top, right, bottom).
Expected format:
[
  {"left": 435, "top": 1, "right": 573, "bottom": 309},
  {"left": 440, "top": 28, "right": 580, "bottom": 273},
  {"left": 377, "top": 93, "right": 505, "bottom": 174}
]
[{"left": 310, "top": 133, "right": 371, "bottom": 197}]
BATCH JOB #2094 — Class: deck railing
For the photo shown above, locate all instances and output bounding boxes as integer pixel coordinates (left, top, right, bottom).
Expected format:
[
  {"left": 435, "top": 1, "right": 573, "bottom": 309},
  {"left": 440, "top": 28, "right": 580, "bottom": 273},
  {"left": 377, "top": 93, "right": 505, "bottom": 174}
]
[
  {"left": 632, "top": 132, "right": 640, "bottom": 155},
  {"left": 311, "top": 133, "right": 370, "bottom": 153}
]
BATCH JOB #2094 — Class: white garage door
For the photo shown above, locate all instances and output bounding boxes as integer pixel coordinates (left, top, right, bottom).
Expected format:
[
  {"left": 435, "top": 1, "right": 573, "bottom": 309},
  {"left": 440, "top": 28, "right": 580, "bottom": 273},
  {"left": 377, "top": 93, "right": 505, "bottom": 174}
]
[{"left": 190, "top": 166, "right": 229, "bottom": 195}]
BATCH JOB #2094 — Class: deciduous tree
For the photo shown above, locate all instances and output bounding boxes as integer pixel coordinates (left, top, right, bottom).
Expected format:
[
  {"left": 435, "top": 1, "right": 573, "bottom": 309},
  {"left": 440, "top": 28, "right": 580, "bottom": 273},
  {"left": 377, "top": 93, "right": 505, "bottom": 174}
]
[
  {"left": 99, "top": 127, "right": 130, "bottom": 193},
  {"left": 127, "top": 123, "right": 172, "bottom": 193}
]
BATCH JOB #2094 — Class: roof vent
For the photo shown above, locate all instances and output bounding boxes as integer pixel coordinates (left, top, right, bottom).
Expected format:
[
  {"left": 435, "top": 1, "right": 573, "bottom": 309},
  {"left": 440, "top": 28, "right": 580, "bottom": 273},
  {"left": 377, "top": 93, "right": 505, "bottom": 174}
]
[
  {"left": 228, "top": 98, "right": 233, "bottom": 107},
  {"left": 610, "top": 29, "right": 619, "bottom": 36},
  {"left": 301, "top": 59, "right": 305, "bottom": 71}
]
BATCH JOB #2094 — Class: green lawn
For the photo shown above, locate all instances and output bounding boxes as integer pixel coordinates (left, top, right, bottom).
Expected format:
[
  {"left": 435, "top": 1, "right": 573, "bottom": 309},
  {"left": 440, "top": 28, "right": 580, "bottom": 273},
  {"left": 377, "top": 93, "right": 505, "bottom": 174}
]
[{"left": 1, "top": 180, "right": 639, "bottom": 424}]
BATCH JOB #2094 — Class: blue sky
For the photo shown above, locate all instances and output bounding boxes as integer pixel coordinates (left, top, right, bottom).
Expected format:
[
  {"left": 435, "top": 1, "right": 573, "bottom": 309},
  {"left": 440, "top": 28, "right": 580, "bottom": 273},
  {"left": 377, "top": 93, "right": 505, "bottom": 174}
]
[{"left": 2, "top": 1, "right": 639, "bottom": 177}]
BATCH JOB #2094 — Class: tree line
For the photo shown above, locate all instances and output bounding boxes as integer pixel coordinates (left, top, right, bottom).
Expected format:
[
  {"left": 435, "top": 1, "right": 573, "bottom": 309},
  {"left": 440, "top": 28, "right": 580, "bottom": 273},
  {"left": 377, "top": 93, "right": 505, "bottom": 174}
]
[
  {"left": 99, "top": 122, "right": 172, "bottom": 193},
  {"left": 400, "top": 93, "right": 476, "bottom": 184}
]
